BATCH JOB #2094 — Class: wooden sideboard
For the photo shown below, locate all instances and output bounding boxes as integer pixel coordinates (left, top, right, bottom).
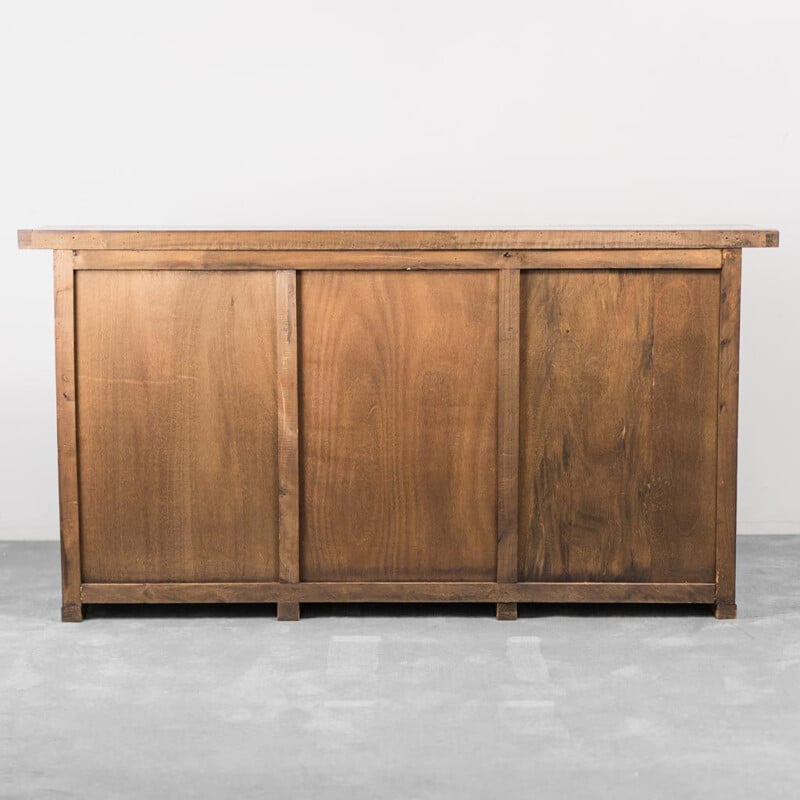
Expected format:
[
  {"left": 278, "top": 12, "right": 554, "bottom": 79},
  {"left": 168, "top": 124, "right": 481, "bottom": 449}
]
[{"left": 18, "top": 228, "right": 779, "bottom": 621}]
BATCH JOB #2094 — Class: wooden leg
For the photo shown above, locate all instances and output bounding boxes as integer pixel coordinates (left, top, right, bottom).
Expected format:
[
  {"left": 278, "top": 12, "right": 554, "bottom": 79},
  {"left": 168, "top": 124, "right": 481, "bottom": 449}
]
[
  {"left": 496, "top": 602, "right": 517, "bottom": 620},
  {"left": 713, "top": 252, "right": 741, "bottom": 626},
  {"left": 714, "top": 602, "right": 737, "bottom": 620},
  {"left": 54, "top": 253, "right": 84, "bottom": 627},
  {"left": 277, "top": 602, "right": 300, "bottom": 621},
  {"left": 62, "top": 603, "right": 84, "bottom": 622}
]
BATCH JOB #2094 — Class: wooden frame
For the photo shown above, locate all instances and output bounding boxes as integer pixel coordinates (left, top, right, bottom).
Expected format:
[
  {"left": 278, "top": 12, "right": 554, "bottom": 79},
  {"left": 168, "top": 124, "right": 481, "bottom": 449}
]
[
  {"left": 714, "top": 250, "right": 743, "bottom": 619},
  {"left": 496, "top": 269, "right": 520, "bottom": 620},
  {"left": 20, "top": 228, "right": 777, "bottom": 250},
  {"left": 80, "top": 582, "right": 716, "bottom": 604},
  {"left": 70, "top": 249, "right": 725, "bottom": 271},
  {"left": 25, "top": 230, "right": 777, "bottom": 622},
  {"left": 53, "top": 250, "right": 82, "bottom": 622},
  {"left": 276, "top": 270, "right": 300, "bottom": 621}
]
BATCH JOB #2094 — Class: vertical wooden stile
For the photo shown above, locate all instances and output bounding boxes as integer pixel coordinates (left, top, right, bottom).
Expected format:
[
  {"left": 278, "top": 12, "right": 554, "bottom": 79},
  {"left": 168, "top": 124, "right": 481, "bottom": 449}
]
[
  {"left": 276, "top": 270, "right": 300, "bottom": 620},
  {"left": 715, "top": 249, "right": 742, "bottom": 619},
  {"left": 497, "top": 268, "right": 521, "bottom": 620},
  {"left": 53, "top": 250, "right": 82, "bottom": 621}
]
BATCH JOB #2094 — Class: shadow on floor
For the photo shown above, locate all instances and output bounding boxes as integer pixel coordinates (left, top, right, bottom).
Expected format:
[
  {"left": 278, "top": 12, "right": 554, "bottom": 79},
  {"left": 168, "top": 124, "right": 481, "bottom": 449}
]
[{"left": 83, "top": 601, "right": 712, "bottom": 621}]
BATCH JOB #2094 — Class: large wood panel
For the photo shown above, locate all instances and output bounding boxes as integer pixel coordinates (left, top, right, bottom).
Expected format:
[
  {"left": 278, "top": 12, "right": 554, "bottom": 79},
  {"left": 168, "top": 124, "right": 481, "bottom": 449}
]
[
  {"left": 76, "top": 270, "right": 279, "bottom": 582},
  {"left": 299, "top": 271, "right": 498, "bottom": 581},
  {"left": 519, "top": 270, "right": 720, "bottom": 583}
]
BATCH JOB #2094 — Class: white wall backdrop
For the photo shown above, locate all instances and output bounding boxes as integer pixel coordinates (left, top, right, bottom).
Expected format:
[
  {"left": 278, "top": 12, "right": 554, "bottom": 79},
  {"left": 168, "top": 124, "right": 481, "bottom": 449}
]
[{"left": 1, "top": 0, "right": 797, "bottom": 539}]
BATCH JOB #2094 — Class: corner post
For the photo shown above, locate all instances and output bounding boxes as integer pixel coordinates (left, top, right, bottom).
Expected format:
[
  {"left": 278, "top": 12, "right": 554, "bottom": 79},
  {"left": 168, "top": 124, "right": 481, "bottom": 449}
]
[
  {"left": 715, "top": 249, "right": 742, "bottom": 619},
  {"left": 497, "top": 268, "right": 521, "bottom": 620},
  {"left": 54, "top": 250, "right": 83, "bottom": 621},
  {"left": 276, "top": 270, "right": 301, "bottom": 621}
]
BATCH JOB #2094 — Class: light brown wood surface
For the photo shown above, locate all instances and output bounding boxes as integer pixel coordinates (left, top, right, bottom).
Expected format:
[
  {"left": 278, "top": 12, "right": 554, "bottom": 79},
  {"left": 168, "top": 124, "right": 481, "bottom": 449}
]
[
  {"left": 71, "top": 248, "right": 724, "bottom": 271},
  {"left": 298, "top": 270, "right": 498, "bottom": 581},
  {"left": 79, "top": 580, "right": 716, "bottom": 604},
  {"left": 23, "top": 230, "right": 777, "bottom": 620},
  {"left": 53, "top": 251, "right": 82, "bottom": 621},
  {"left": 496, "top": 269, "right": 521, "bottom": 621},
  {"left": 497, "top": 269, "right": 520, "bottom": 584},
  {"left": 519, "top": 270, "right": 720, "bottom": 583},
  {"left": 715, "top": 250, "right": 742, "bottom": 619},
  {"left": 75, "top": 271, "right": 280, "bottom": 582},
  {"left": 276, "top": 271, "right": 299, "bottom": 584},
  {"left": 275, "top": 270, "right": 301, "bottom": 623},
  {"left": 19, "top": 228, "right": 778, "bottom": 251}
]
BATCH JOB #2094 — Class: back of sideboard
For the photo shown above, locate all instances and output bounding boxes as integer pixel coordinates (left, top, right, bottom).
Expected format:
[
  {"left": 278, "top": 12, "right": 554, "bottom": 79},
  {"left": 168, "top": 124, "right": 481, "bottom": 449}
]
[{"left": 19, "top": 229, "right": 778, "bottom": 620}]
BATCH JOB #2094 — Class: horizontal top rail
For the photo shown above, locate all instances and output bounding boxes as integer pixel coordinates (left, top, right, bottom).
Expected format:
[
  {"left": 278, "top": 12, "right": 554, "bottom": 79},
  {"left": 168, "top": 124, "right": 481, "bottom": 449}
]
[{"left": 18, "top": 228, "right": 779, "bottom": 251}]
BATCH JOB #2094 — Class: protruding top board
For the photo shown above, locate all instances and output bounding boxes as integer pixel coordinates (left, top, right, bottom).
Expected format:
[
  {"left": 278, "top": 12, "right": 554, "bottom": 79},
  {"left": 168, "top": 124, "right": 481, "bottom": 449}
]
[{"left": 18, "top": 229, "right": 779, "bottom": 251}]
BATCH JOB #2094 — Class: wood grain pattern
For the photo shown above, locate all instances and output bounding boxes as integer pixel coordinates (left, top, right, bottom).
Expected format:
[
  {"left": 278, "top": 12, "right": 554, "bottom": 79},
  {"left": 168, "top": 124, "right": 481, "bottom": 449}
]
[
  {"left": 53, "top": 251, "right": 83, "bottom": 621},
  {"left": 72, "top": 248, "right": 723, "bottom": 271},
  {"left": 276, "top": 271, "right": 299, "bottom": 584},
  {"left": 75, "top": 270, "right": 279, "bottom": 582},
  {"left": 497, "top": 269, "right": 520, "bottom": 583},
  {"left": 19, "top": 228, "right": 779, "bottom": 251},
  {"left": 715, "top": 250, "right": 742, "bottom": 619},
  {"left": 299, "top": 271, "right": 498, "bottom": 581},
  {"left": 519, "top": 270, "right": 720, "bottom": 583},
  {"left": 25, "top": 229, "right": 776, "bottom": 620},
  {"left": 80, "top": 581, "right": 716, "bottom": 604}
]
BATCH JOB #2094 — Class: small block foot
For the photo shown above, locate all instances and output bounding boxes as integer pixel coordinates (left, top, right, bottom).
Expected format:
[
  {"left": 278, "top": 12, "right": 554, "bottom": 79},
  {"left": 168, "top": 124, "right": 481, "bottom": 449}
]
[
  {"left": 277, "top": 602, "right": 300, "bottom": 621},
  {"left": 61, "top": 603, "right": 84, "bottom": 622},
  {"left": 714, "top": 602, "right": 737, "bottom": 620},
  {"left": 496, "top": 602, "right": 517, "bottom": 621}
]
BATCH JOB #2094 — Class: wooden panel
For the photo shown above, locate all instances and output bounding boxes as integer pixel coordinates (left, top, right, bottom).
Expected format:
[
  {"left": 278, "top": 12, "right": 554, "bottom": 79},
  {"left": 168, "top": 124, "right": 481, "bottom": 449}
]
[
  {"left": 715, "top": 249, "right": 742, "bottom": 618},
  {"left": 299, "top": 271, "right": 498, "bottom": 581},
  {"left": 81, "top": 580, "right": 716, "bottom": 604},
  {"left": 497, "top": 269, "right": 520, "bottom": 583},
  {"left": 519, "top": 269, "right": 720, "bottom": 583},
  {"left": 75, "top": 270, "right": 279, "bottom": 582},
  {"left": 53, "top": 251, "right": 83, "bottom": 621},
  {"left": 19, "top": 228, "right": 779, "bottom": 251},
  {"left": 73, "top": 248, "right": 723, "bottom": 271}
]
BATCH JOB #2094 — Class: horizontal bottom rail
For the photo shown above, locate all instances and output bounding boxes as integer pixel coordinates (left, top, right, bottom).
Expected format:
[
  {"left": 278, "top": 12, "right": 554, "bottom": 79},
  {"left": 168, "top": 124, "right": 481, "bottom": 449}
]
[{"left": 81, "top": 581, "right": 716, "bottom": 605}]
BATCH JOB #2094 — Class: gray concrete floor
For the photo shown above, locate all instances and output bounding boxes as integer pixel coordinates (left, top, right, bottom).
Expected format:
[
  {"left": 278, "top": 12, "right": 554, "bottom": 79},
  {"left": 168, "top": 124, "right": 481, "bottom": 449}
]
[{"left": 1, "top": 537, "right": 799, "bottom": 799}]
